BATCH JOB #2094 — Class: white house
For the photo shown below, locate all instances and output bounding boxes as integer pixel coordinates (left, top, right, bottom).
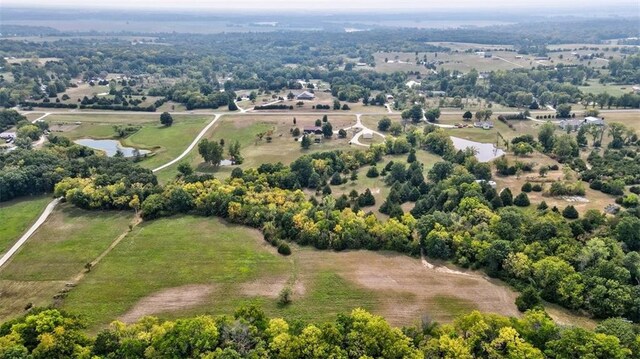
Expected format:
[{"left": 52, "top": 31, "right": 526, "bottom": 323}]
[
  {"left": 406, "top": 80, "right": 421, "bottom": 88},
  {"left": 296, "top": 91, "right": 315, "bottom": 100},
  {"left": 559, "top": 116, "right": 604, "bottom": 130}
]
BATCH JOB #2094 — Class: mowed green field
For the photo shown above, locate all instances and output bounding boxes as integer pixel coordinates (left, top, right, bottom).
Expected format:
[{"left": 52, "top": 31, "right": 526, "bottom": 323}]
[
  {"left": 0, "top": 196, "right": 51, "bottom": 255},
  {"left": 578, "top": 80, "right": 636, "bottom": 97},
  {"left": 0, "top": 205, "right": 133, "bottom": 320}
]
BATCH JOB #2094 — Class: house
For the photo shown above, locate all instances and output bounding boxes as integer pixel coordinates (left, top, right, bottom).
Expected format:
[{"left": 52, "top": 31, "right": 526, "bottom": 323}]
[
  {"left": 386, "top": 94, "right": 394, "bottom": 101},
  {"left": 559, "top": 116, "right": 605, "bottom": 130},
  {"left": 584, "top": 116, "right": 605, "bottom": 126},
  {"left": 362, "top": 132, "right": 373, "bottom": 140},
  {"left": 406, "top": 80, "right": 421, "bottom": 88},
  {"left": 484, "top": 52, "right": 493, "bottom": 58},
  {"left": 632, "top": 85, "right": 640, "bottom": 94},
  {"left": 296, "top": 91, "right": 315, "bottom": 100},
  {"left": 303, "top": 127, "right": 323, "bottom": 135},
  {"left": 0, "top": 132, "right": 16, "bottom": 143}
]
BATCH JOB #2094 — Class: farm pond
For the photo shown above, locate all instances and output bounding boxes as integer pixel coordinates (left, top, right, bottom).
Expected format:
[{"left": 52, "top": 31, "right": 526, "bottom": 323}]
[{"left": 75, "top": 139, "right": 150, "bottom": 157}]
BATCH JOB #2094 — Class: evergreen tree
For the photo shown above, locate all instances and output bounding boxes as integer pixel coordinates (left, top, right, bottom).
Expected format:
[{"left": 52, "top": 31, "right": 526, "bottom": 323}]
[{"left": 500, "top": 188, "right": 513, "bottom": 206}]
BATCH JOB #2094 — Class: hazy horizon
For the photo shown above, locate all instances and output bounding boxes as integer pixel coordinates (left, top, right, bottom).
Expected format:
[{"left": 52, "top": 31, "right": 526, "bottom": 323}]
[{"left": 2, "top": 0, "right": 639, "bottom": 11}]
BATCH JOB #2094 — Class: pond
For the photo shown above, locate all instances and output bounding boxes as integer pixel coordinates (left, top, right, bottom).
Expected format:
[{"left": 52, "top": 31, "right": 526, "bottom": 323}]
[
  {"left": 450, "top": 136, "right": 505, "bottom": 162},
  {"left": 75, "top": 139, "right": 150, "bottom": 158}
]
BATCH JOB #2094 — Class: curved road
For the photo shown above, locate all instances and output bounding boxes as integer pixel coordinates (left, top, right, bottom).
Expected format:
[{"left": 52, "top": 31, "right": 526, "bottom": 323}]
[
  {"left": 0, "top": 198, "right": 61, "bottom": 268},
  {"left": 152, "top": 114, "right": 222, "bottom": 172},
  {"left": 348, "top": 114, "right": 386, "bottom": 147}
]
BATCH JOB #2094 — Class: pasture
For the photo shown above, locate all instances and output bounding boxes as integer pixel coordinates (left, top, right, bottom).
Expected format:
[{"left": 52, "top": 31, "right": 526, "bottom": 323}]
[
  {"left": 60, "top": 214, "right": 523, "bottom": 331},
  {"left": 0, "top": 196, "right": 51, "bottom": 255},
  {"left": 0, "top": 205, "right": 133, "bottom": 321}
]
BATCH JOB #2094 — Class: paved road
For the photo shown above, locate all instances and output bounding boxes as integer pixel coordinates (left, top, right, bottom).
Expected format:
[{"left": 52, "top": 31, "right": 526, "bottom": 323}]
[
  {"left": 152, "top": 114, "right": 222, "bottom": 172},
  {"left": 0, "top": 197, "right": 61, "bottom": 269},
  {"left": 18, "top": 108, "right": 639, "bottom": 118}
]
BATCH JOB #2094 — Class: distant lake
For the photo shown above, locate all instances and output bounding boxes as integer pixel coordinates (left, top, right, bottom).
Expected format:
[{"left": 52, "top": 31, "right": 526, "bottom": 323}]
[
  {"left": 450, "top": 136, "right": 505, "bottom": 162},
  {"left": 75, "top": 139, "right": 150, "bottom": 158}
]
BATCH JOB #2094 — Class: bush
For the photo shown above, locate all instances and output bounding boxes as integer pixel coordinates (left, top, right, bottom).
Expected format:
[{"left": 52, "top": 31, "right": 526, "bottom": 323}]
[
  {"left": 516, "top": 286, "right": 543, "bottom": 312},
  {"left": 521, "top": 182, "right": 532, "bottom": 192},
  {"left": 277, "top": 242, "right": 292, "bottom": 256},
  {"left": 562, "top": 205, "right": 579, "bottom": 219},
  {"left": 513, "top": 193, "right": 530, "bottom": 207},
  {"left": 531, "top": 183, "right": 543, "bottom": 192},
  {"left": 278, "top": 286, "right": 293, "bottom": 306},
  {"left": 366, "top": 166, "right": 379, "bottom": 178}
]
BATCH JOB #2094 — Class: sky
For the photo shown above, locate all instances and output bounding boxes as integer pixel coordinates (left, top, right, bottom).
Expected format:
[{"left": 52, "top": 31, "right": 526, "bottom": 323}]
[{"left": 2, "top": 0, "right": 638, "bottom": 10}]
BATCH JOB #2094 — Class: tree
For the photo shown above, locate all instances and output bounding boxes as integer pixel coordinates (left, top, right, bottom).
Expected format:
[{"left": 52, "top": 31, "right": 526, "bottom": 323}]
[
  {"left": 177, "top": 162, "right": 193, "bottom": 176},
  {"left": 366, "top": 166, "right": 380, "bottom": 178},
  {"left": 338, "top": 128, "right": 347, "bottom": 138},
  {"left": 500, "top": 188, "right": 513, "bottom": 206},
  {"left": 424, "top": 107, "right": 441, "bottom": 123},
  {"left": 562, "top": 205, "right": 579, "bottom": 219},
  {"left": 378, "top": 117, "right": 392, "bottom": 131},
  {"left": 513, "top": 142, "right": 534, "bottom": 157},
  {"left": 198, "top": 139, "right": 224, "bottom": 166},
  {"left": 615, "top": 216, "right": 640, "bottom": 251},
  {"left": 228, "top": 101, "right": 238, "bottom": 111},
  {"left": 322, "top": 122, "right": 333, "bottom": 138},
  {"left": 389, "top": 123, "right": 403, "bottom": 136},
  {"left": 160, "top": 112, "right": 173, "bottom": 127},
  {"left": 556, "top": 104, "right": 572, "bottom": 118},
  {"left": 407, "top": 149, "right": 417, "bottom": 163},
  {"left": 462, "top": 110, "right": 473, "bottom": 121},
  {"left": 538, "top": 122, "right": 556, "bottom": 152},
  {"left": 333, "top": 99, "right": 341, "bottom": 110},
  {"left": 228, "top": 140, "right": 243, "bottom": 164},
  {"left": 300, "top": 135, "right": 311, "bottom": 149},
  {"left": 513, "top": 193, "right": 530, "bottom": 207},
  {"left": 553, "top": 134, "right": 579, "bottom": 162}
]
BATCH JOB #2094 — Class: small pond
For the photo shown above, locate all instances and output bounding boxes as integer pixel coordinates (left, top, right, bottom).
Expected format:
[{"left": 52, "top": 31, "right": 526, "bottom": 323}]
[
  {"left": 450, "top": 136, "right": 505, "bottom": 162},
  {"left": 75, "top": 139, "right": 150, "bottom": 157}
]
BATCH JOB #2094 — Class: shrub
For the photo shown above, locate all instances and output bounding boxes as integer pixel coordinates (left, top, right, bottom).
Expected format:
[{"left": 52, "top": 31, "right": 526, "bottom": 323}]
[
  {"left": 277, "top": 242, "right": 292, "bottom": 256},
  {"left": 521, "top": 182, "right": 533, "bottom": 192},
  {"left": 366, "top": 166, "right": 379, "bottom": 178},
  {"left": 516, "top": 286, "right": 543, "bottom": 312},
  {"left": 513, "top": 193, "right": 530, "bottom": 207},
  {"left": 562, "top": 205, "right": 579, "bottom": 219},
  {"left": 278, "top": 286, "right": 293, "bottom": 306},
  {"left": 532, "top": 184, "right": 543, "bottom": 192}
]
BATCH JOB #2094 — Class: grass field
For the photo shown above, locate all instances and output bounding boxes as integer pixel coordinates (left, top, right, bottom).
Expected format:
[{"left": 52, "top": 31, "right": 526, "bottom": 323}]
[
  {"left": 0, "top": 205, "right": 133, "bottom": 320},
  {"left": 60, "top": 214, "right": 523, "bottom": 331},
  {"left": 155, "top": 114, "right": 358, "bottom": 181},
  {"left": 578, "top": 80, "right": 635, "bottom": 97},
  {"left": 0, "top": 196, "right": 51, "bottom": 255},
  {"left": 46, "top": 114, "right": 210, "bottom": 170}
]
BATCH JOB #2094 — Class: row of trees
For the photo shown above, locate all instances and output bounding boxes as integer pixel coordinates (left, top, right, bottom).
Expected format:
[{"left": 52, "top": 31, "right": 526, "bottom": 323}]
[{"left": 1, "top": 306, "right": 636, "bottom": 358}]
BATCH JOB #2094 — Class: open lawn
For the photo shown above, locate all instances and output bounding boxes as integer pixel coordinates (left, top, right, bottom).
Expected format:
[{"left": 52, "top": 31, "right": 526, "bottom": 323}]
[
  {"left": 0, "top": 205, "right": 133, "bottom": 321},
  {"left": 122, "top": 116, "right": 211, "bottom": 170},
  {"left": 579, "top": 80, "right": 636, "bottom": 97},
  {"left": 60, "top": 214, "right": 525, "bottom": 331},
  {"left": 0, "top": 196, "right": 51, "bottom": 255}
]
